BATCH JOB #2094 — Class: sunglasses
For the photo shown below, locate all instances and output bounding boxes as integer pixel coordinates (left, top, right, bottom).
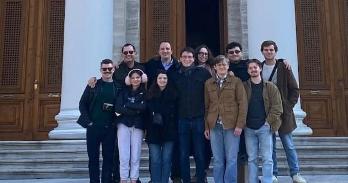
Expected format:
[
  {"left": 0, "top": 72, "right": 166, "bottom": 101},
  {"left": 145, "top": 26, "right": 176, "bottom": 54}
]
[
  {"left": 228, "top": 50, "right": 241, "bottom": 54},
  {"left": 101, "top": 67, "right": 113, "bottom": 72},
  {"left": 198, "top": 52, "right": 208, "bottom": 56},
  {"left": 123, "top": 51, "right": 134, "bottom": 55}
]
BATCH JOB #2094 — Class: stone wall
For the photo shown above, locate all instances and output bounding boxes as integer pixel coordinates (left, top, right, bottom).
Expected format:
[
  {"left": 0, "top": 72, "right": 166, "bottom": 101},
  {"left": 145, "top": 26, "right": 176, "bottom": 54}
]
[
  {"left": 227, "top": 0, "right": 248, "bottom": 57},
  {"left": 113, "top": 0, "right": 140, "bottom": 64}
]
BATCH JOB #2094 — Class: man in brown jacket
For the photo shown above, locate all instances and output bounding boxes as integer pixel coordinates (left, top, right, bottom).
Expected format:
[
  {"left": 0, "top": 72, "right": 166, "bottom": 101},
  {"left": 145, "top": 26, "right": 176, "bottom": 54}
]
[
  {"left": 260, "top": 40, "right": 306, "bottom": 183},
  {"left": 204, "top": 55, "right": 248, "bottom": 183},
  {"left": 243, "top": 59, "right": 283, "bottom": 183}
]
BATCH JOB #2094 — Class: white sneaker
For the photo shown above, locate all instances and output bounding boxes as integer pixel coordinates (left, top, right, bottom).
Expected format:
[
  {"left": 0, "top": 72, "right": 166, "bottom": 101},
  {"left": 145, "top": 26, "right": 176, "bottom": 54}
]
[
  {"left": 272, "top": 175, "right": 279, "bottom": 183},
  {"left": 292, "top": 173, "right": 307, "bottom": 183}
]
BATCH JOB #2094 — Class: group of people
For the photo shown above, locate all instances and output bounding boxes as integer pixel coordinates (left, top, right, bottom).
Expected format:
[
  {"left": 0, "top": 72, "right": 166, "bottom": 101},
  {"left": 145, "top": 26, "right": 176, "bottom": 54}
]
[{"left": 77, "top": 40, "right": 307, "bottom": 183}]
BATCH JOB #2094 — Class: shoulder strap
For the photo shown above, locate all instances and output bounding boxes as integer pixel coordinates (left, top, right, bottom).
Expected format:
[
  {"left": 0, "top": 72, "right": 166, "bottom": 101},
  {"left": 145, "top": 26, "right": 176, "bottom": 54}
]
[{"left": 268, "top": 61, "right": 279, "bottom": 82}]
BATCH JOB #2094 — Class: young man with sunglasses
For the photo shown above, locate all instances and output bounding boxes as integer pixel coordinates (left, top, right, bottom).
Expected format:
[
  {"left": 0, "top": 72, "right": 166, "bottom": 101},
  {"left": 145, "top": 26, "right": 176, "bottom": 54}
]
[
  {"left": 78, "top": 59, "right": 123, "bottom": 183},
  {"left": 226, "top": 42, "right": 250, "bottom": 82},
  {"left": 87, "top": 43, "right": 144, "bottom": 183},
  {"left": 113, "top": 43, "right": 145, "bottom": 87}
]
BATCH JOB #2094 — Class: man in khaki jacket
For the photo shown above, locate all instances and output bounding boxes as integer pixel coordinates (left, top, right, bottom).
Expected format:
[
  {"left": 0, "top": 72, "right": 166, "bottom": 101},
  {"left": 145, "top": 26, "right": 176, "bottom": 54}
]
[
  {"left": 204, "top": 55, "right": 248, "bottom": 183},
  {"left": 243, "top": 59, "right": 283, "bottom": 183}
]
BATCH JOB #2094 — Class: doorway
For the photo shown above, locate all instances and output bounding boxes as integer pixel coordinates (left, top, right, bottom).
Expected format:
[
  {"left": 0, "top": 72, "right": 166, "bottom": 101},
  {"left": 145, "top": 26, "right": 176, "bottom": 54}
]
[
  {"left": 0, "top": 0, "right": 64, "bottom": 140},
  {"left": 185, "top": 0, "right": 221, "bottom": 56},
  {"left": 140, "top": 0, "right": 227, "bottom": 61}
]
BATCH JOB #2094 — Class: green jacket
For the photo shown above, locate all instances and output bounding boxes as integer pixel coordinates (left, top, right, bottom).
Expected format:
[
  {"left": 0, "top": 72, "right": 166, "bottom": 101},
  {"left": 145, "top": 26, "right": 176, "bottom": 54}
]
[
  {"left": 243, "top": 80, "right": 283, "bottom": 132},
  {"left": 204, "top": 75, "right": 248, "bottom": 130}
]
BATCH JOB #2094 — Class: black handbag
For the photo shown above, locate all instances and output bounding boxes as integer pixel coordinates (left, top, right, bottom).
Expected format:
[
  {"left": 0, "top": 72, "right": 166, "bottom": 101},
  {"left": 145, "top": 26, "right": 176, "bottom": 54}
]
[{"left": 152, "top": 113, "right": 163, "bottom": 125}]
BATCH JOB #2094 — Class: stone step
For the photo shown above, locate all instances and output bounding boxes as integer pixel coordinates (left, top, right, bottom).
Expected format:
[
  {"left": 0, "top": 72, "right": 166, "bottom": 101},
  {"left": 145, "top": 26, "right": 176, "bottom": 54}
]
[
  {"left": 277, "top": 154, "right": 348, "bottom": 165},
  {"left": 0, "top": 140, "right": 87, "bottom": 150},
  {"left": 1, "top": 163, "right": 347, "bottom": 180},
  {"left": 288, "top": 137, "right": 348, "bottom": 146},
  {"left": 0, "top": 149, "right": 88, "bottom": 159},
  {"left": 276, "top": 145, "right": 348, "bottom": 155},
  {"left": 2, "top": 153, "right": 347, "bottom": 171},
  {"left": 276, "top": 164, "right": 348, "bottom": 175},
  {"left": 0, "top": 137, "right": 347, "bottom": 179},
  {"left": 0, "top": 137, "right": 346, "bottom": 150}
]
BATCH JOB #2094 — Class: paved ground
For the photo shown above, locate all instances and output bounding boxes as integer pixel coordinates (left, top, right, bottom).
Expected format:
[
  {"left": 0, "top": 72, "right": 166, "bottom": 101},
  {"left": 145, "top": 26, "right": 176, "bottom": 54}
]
[{"left": 0, "top": 175, "right": 348, "bottom": 183}]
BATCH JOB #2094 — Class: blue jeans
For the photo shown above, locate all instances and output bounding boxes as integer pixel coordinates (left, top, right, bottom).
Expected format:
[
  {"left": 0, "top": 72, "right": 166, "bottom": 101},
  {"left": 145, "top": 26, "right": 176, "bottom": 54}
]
[
  {"left": 245, "top": 123, "right": 273, "bottom": 183},
  {"left": 272, "top": 132, "right": 300, "bottom": 177},
  {"left": 149, "top": 142, "right": 174, "bottom": 183},
  {"left": 210, "top": 123, "right": 240, "bottom": 183},
  {"left": 178, "top": 117, "right": 206, "bottom": 183}
]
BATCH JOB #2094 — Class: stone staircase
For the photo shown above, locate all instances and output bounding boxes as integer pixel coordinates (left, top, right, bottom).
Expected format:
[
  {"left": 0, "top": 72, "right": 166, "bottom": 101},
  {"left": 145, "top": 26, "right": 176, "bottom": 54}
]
[{"left": 0, "top": 137, "right": 347, "bottom": 179}]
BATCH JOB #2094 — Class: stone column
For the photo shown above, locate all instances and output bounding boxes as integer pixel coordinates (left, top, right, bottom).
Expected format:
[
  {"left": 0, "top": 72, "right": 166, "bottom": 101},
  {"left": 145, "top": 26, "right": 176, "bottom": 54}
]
[
  {"left": 49, "top": 0, "right": 114, "bottom": 139},
  {"left": 227, "top": 0, "right": 249, "bottom": 55},
  {"left": 113, "top": 0, "right": 140, "bottom": 64},
  {"left": 247, "top": 0, "right": 312, "bottom": 135}
]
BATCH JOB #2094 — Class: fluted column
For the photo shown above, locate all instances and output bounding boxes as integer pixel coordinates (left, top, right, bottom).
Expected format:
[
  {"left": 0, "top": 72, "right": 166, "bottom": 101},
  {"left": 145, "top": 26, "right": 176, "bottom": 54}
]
[
  {"left": 247, "top": 0, "right": 312, "bottom": 135},
  {"left": 49, "top": 0, "right": 114, "bottom": 139}
]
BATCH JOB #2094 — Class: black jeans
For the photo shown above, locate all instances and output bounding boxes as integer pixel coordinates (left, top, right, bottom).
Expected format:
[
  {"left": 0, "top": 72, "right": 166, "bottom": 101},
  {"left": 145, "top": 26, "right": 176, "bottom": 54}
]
[
  {"left": 238, "top": 131, "right": 248, "bottom": 165},
  {"left": 112, "top": 131, "right": 120, "bottom": 183},
  {"left": 171, "top": 138, "right": 181, "bottom": 180},
  {"left": 87, "top": 125, "right": 116, "bottom": 183}
]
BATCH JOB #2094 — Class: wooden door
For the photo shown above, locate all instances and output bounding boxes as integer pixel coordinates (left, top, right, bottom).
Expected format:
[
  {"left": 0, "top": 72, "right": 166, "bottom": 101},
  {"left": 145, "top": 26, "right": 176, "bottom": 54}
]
[
  {"left": 140, "top": 0, "right": 185, "bottom": 61},
  {"left": 140, "top": 0, "right": 227, "bottom": 61},
  {"left": 336, "top": 0, "right": 348, "bottom": 136},
  {"left": 296, "top": 0, "right": 348, "bottom": 136},
  {"left": 0, "top": 0, "right": 64, "bottom": 140}
]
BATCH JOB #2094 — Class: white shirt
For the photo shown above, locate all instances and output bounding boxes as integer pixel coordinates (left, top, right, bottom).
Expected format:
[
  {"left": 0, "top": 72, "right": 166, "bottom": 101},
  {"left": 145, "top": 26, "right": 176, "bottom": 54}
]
[{"left": 262, "top": 64, "right": 277, "bottom": 84}]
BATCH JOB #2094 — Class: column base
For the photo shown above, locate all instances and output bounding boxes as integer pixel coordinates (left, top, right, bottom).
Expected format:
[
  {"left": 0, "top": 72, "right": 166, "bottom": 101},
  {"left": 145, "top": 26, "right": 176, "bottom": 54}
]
[
  {"left": 293, "top": 106, "right": 313, "bottom": 136},
  {"left": 48, "top": 109, "right": 86, "bottom": 139}
]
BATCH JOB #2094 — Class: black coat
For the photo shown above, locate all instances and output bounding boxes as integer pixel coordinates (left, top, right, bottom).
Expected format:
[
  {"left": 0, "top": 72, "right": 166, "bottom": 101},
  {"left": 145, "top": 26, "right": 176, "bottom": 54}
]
[
  {"left": 77, "top": 79, "right": 122, "bottom": 128},
  {"left": 145, "top": 86, "right": 178, "bottom": 144},
  {"left": 145, "top": 56, "right": 180, "bottom": 86},
  {"left": 113, "top": 61, "right": 145, "bottom": 87},
  {"left": 228, "top": 59, "right": 250, "bottom": 82},
  {"left": 174, "top": 65, "right": 211, "bottom": 119},
  {"left": 114, "top": 86, "right": 146, "bottom": 130}
]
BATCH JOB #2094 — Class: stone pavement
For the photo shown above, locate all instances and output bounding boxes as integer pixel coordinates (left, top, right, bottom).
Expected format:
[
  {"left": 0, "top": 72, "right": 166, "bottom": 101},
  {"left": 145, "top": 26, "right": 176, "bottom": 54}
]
[{"left": 0, "top": 175, "right": 348, "bottom": 183}]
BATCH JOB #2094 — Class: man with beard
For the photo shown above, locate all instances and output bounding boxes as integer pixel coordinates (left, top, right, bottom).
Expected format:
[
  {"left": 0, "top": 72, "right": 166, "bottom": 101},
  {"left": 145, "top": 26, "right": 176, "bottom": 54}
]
[{"left": 243, "top": 59, "right": 283, "bottom": 183}]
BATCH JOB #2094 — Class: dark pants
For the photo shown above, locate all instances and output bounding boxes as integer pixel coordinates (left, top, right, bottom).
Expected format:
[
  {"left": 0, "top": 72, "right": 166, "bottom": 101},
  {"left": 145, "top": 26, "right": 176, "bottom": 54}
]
[
  {"left": 87, "top": 125, "right": 116, "bottom": 183},
  {"left": 237, "top": 131, "right": 248, "bottom": 183},
  {"left": 204, "top": 138, "right": 212, "bottom": 170},
  {"left": 112, "top": 132, "right": 120, "bottom": 183},
  {"left": 178, "top": 117, "right": 206, "bottom": 183},
  {"left": 238, "top": 131, "right": 248, "bottom": 164},
  {"left": 171, "top": 138, "right": 181, "bottom": 180}
]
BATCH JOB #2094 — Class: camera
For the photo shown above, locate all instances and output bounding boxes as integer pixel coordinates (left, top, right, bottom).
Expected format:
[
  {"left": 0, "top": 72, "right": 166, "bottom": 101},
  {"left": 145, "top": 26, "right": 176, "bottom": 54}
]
[{"left": 102, "top": 103, "right": 114, "bottom": 112}]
